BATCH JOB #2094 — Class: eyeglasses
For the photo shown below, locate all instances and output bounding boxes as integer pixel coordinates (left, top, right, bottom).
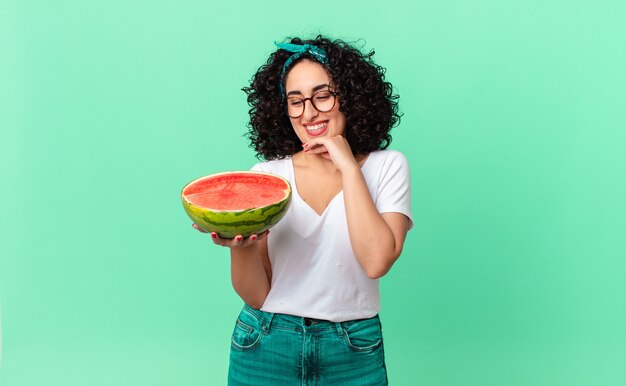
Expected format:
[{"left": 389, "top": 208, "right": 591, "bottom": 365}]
[{"left": 285, "top": 89, "right": 337, "bottom": 118}]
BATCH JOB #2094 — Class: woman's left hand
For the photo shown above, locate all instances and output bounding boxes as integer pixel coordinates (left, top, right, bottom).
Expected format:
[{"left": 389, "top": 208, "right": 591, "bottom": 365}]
[{"left": 302, "top": 135, "right": 359, "bottom": 173}]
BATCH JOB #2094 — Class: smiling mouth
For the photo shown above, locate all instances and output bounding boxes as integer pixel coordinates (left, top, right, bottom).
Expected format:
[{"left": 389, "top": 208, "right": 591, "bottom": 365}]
[{"left": 304, "top": 121, "right": 329, "bottom": 137}]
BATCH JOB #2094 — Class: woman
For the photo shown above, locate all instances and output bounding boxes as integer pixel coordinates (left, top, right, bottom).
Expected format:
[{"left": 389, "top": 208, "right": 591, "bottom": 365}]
[{"left": 194, "top": 35, "right": 413, "bottom": 385}]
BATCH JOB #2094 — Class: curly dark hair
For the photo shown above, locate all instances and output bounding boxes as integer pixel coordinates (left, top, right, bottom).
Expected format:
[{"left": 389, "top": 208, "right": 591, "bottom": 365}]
[{"left": 243, "top": 35, "right": 401, "bottom": 161}]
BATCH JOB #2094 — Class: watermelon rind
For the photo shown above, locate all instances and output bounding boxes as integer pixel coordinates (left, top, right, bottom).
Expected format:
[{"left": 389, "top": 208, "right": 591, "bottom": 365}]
[{"left": 181, "top": 171, "right": 291, "bottom": 238}]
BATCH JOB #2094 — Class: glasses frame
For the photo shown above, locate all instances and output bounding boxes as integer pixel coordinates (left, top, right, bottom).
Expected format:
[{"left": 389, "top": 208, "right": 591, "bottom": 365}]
[{"left": 284, "top": 88, "right": 338, "bottom": 118}]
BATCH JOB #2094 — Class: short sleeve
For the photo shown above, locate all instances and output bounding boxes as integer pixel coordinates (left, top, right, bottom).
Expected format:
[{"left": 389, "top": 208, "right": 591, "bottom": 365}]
[
  {"left": 251, "top": 162, "right": 268, "bottom": 172},
  {"left": 249, "top": 158, "right": 291, "bottom": 180},
  {"left": 375, "top": 151, "right": 414, "bottom": 230}
]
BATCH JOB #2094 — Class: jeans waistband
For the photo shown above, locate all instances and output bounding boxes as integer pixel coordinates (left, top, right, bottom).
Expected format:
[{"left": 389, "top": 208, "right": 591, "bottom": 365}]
[{"left": 243, "top": 304, "right": 379, "bottom": 335}]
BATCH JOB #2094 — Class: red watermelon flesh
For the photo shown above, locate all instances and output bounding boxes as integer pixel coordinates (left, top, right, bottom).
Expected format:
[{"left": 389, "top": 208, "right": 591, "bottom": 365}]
[{"left": 183, "top": 173, "right": 288, "bottom": 211}]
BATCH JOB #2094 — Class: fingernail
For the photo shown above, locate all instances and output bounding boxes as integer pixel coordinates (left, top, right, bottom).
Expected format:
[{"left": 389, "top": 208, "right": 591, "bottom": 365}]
[
  {"left": 211, "top": 232, "right": 217, "bottom": 239},
  {"left": 251, "top": 234, "right": 257, "bottom": 241},
  {"left": 235, "top": 235, "right": 243, "bottom": 242}
]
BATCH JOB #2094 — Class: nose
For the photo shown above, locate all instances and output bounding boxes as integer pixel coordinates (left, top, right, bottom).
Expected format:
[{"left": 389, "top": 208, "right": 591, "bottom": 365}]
[{"left": 302, "top": 99, "right": 319, "bottom": 121}]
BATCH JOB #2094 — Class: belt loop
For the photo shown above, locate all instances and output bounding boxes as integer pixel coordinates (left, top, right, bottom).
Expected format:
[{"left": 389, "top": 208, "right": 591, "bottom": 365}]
[
  {"left": 334, "top": 322, "right": 344, "bottom": 338},
  {"left": 262, "top": 312, "right": 275, "bottom": 335}
]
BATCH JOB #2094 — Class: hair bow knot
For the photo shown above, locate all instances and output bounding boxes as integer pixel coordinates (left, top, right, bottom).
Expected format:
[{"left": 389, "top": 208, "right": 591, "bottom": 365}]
[{"left": 274, "top": 42, "right": 328, "bottom": 96}]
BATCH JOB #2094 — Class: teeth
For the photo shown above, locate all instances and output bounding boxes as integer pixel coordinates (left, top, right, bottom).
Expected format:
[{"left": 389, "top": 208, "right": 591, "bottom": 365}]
[{"left": 306, "top": 122, "right": 327, "bottom": 132}]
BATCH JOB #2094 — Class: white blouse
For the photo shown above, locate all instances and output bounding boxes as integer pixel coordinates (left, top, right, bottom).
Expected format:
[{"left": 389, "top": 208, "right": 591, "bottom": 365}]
[{"left": 252, "top": 150, "right": 413, "bottom": 322}]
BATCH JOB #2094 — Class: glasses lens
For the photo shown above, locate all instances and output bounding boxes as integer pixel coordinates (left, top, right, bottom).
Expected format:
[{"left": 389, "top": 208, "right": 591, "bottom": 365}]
[
  {"left": 312, "top": 91, "right": 335, "bottom": 112},
  {"left": 286, "top": 97, "right": 304, "bottom": 118}
]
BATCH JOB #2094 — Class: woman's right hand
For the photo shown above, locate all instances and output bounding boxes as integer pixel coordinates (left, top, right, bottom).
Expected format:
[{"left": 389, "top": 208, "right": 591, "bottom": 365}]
[{"left": 191, "top": 223, "right": 269, "bottom": 248}]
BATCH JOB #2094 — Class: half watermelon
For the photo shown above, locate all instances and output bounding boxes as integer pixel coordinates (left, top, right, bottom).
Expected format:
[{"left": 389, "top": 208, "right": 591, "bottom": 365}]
[{"left": 181, "top": 171, "right": 292, "bottom": 238}]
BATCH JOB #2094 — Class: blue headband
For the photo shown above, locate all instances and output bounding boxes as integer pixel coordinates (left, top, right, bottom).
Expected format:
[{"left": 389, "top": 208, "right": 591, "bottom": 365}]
[{"left": 274, "top": 42, "right": 328, "bottom": 96}]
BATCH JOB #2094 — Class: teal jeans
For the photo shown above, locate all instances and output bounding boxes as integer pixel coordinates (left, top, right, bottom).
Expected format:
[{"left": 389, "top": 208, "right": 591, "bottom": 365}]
[{"left": 228, "top": 304, "right": 388, "bottom": 385}]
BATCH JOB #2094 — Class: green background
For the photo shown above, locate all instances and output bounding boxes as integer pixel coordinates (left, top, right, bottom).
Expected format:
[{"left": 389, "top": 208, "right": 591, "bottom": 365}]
[{"left": 2, "top": 0, "right": 625, "bottom": 385}]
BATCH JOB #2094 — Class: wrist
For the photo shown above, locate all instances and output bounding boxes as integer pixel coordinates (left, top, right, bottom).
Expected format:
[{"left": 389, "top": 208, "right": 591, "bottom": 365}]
[
  {"left": 341, "top": 163, "right": 363, "bottom": 182},
  {"left": 338, "top": 157, "right": 360, "bottom": 173}
]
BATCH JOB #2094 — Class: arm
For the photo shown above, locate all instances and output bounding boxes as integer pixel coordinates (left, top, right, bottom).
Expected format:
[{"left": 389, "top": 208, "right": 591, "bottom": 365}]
[
  {"left": 341, "top": 167, "right": 410, "bottom": 278},
  {"left": 193, "top": 225, "right": 271, "bottom": 308},
  {"left": 229, "top": 235, "right": 271, "bottom": 309},
  {"left": 303, "top": 139, "right": 411, "bottom": 279}
]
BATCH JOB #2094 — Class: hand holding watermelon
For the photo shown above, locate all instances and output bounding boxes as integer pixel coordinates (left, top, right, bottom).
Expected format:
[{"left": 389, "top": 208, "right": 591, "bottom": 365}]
[{"left": 192, "top": 223, "right": 270, "bottom": 248}]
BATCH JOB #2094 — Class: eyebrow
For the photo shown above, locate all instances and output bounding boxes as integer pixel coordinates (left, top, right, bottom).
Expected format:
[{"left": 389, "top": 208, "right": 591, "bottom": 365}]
[{"left": 286, "top": 84, "right": 329, "bottom": 97}]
